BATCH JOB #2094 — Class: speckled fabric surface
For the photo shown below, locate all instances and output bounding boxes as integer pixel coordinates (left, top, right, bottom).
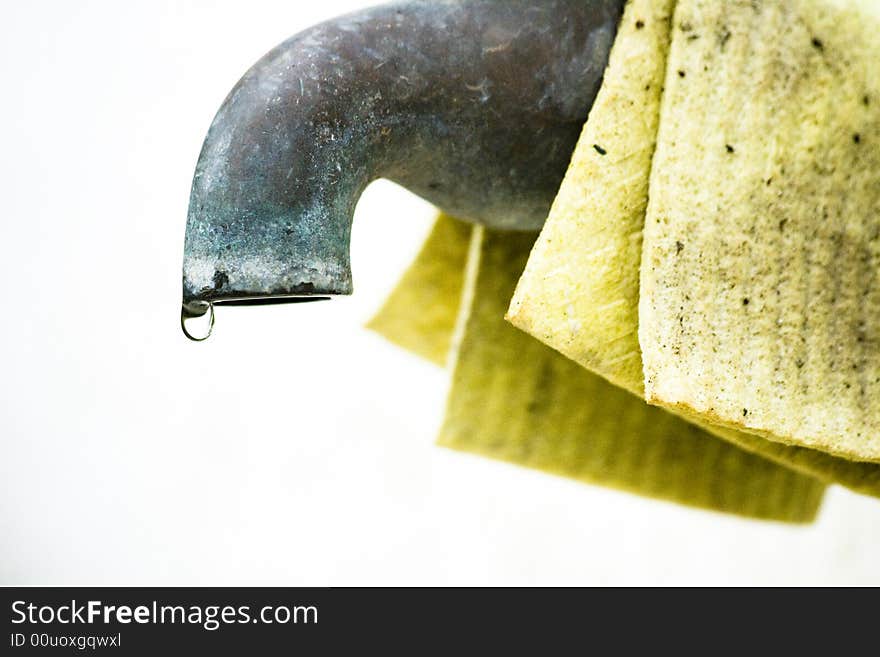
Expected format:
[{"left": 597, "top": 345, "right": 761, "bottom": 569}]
[
  {"left": 640, "top": 0, "right": 880, "bottom": 461},
  {"left": 510, "top": 0, "right": 880, "bottom": 496},
  {"left": 369, "top": 0, "right": 880, "bottom": 514}
]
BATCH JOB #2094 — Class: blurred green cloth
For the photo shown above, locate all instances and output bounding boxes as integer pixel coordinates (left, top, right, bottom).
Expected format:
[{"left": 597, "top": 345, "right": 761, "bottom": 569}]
[{"left": 369, "top": 215, "right": 824, "bottom": 522}]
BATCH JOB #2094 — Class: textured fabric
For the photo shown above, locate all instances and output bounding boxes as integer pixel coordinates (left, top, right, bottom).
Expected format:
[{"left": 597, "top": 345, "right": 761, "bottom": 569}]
[
  {"left": 436, "top": 224, "right": 824, "bottom": 522},
  {"left": 640, "top": 0, "right": 880, "bottom": 461},
  {"left": 509, "top": 0, "right": 674, "bottom": 395},
  {"left": 510, "top": 0, "right": 880, "bottom": 496},
  {"left": 367, "top": 215, "right": 473, "bottom": 366}
]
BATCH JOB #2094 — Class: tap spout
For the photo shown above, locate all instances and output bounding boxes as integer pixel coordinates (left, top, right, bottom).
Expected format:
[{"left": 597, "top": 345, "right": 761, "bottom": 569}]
[{"left": 182, "top": 0, "right": 624, "bottom": 335}]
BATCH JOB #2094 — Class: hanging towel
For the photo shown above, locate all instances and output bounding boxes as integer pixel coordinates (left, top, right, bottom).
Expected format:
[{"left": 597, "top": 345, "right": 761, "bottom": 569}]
[
  {"left": 370, "top": 214, "right": 825, "bottom": 521},
  {"left": 509, "top": 0, "right": 880, "bottom": 496},
  {"left": 367, "top": 217, "right": 473, "bottom": 366}
]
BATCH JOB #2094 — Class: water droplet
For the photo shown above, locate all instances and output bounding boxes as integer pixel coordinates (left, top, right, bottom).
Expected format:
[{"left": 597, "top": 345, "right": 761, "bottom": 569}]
[{"left": 181, "top": 302, "right": 214, "bottom": 341}]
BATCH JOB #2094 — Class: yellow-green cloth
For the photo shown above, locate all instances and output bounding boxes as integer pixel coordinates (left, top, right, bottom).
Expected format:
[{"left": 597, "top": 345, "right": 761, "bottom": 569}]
[
  {"left": 509, "top": 0, "right": 672, "bottom": 393},
  {"left": 439, "top": 225, "right": 823, "bottom": 521},
  {"left": 371, "top": 213, "right": 824, "bottom": 521},
  {"left": 509, "top": 0, "right": 880, "bottom": 497},
  {"left": 639, "top": 0, "right": 880, "bottom": 461},
  {"left": 367, "top": 216, "right": 473, "bottom": 366}
]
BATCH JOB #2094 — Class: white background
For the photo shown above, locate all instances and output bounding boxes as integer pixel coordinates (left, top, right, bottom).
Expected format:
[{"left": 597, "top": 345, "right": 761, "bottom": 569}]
[{"left": 2, "top": 0, "right": 879, "bottom": 585}]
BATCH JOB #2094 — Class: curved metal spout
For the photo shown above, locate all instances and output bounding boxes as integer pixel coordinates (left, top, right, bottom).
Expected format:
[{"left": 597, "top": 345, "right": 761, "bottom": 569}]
[{"left": 182, "top": 0, "right": 624, "bottom": 336}]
